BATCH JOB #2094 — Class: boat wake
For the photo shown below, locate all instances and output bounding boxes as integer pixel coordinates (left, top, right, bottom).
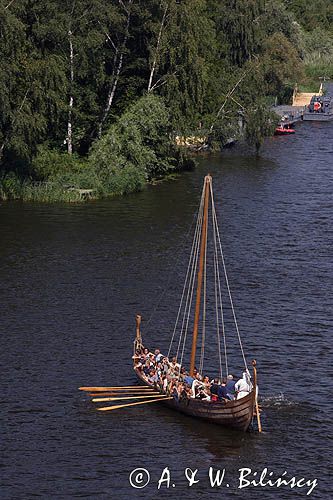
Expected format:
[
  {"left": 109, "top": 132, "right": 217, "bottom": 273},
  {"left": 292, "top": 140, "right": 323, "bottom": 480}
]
[{"left": 260, "top": 393, "right": 300, "bottom": 408}]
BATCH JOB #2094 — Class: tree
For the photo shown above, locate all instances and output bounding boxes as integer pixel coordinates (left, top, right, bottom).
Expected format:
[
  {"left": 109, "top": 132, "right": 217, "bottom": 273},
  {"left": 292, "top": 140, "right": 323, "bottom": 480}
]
[
  {"left": 261, "top": 32, "right": 303, "bottom": 94},
  {"left": 97, "top": 0, "right": 133, "bottom": 137},
  {"left": 90, "top": 93, "right": 174, "bottom": 180},
  {"left": 244, "top": 101, "right": 278, "bottom": 153},
  {"left": 215, "top": 0, "right": 265, "bottom": 66},
  {"left": 155, "top": 0, "right": 215, "bottom": 132}
]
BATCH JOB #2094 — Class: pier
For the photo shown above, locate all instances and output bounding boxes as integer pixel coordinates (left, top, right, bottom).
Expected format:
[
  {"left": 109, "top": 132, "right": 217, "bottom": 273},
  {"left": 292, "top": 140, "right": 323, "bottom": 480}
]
[{"left": 272, "top": 83, "right": 324, "bottom": 127}]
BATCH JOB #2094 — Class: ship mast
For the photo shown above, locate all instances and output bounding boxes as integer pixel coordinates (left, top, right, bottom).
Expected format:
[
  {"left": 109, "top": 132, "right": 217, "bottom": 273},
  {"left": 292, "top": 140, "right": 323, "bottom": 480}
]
[{"left": 189, "top": 174, "right": 211, "bottom": 376}]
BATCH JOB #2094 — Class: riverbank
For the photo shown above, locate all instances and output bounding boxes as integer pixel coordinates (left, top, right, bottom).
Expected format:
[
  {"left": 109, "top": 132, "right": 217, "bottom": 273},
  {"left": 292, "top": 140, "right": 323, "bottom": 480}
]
[
  {"left": 0, "top": 95, "right": 196, "bottom": 203},
  {"left": 0, "top": 166, "right": 192, "bottom": 203}
]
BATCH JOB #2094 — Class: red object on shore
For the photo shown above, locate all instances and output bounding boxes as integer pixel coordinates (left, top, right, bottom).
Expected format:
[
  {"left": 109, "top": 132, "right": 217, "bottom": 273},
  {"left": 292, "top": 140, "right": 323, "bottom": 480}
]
[{"left": 275, "top": 126, "right": 295, "bottom": 135}]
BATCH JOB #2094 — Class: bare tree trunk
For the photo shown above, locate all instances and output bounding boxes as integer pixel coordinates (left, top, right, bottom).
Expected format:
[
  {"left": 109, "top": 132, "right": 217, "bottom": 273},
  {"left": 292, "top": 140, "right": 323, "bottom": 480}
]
[
  {"left": 98, "top": 0, "right": 132, "bottom": 138},
  {"left": 67, "top": 29, "right": 74, "bottom": 154},
  {"left": 148, "top": 2, "right": 168, "bottom": 93},
  {"left": 5, "top": 0, "right": 15, "bottom": 9},
  {"left": 0, "top": 142, "right": 5, "bottom": 161}
]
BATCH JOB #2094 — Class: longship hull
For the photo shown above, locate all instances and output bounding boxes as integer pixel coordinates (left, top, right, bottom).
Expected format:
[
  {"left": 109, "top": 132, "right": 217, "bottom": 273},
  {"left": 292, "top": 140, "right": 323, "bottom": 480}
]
[{"left": 134, "top": 367, "right": 255, "bottom": 432}]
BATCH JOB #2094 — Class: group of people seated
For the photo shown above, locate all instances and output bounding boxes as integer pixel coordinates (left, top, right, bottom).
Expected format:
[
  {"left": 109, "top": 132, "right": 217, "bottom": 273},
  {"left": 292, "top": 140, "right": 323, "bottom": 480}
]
[{"left": 133, "top": 346, "right": 252, "bottom": 403}]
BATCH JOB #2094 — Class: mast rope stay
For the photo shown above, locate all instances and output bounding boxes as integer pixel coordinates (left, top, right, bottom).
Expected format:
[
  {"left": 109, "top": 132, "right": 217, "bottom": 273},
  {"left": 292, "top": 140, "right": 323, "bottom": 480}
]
[
  {"left": 213, "top": 230, "right": 224, "bottom": 381},
  {"left": 178, "top": 190, "right": 205, "bottom": 369},
  {"left": 211, "top": 184, "right": 228, "bottom": 377},
  {"left": 168, "top": 183, "right": 205, "bottom": 359},
  {"left": 145, "top": 208, "right": 198, "bottom": 334},
  {"left": 209, "top": 182, "right": 248, "bottom": 372},
  {"left": 198, "top": 210, "right": 208, "bottom": 375},
  {"left": 169, "top": 175, "right": 249, "bottom": 379}
]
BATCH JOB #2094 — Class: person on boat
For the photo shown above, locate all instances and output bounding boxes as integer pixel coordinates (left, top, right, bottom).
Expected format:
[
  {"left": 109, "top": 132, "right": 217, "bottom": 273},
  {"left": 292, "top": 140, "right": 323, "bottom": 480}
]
[
  {"left": 158, "top": 373, "right": 165, "bottom": 391},
  {"left": 202, "top": 375, "right": 210, "bottom": 388},
  {"left": 148, "top": 369, "right": 158, "bottom": 385},
  {"left": 139, "top": 347, "right": 151, "bottom": 365},
  {"left": 161, "top": 357, "right": 170, "bottom": 374},
  {"left": 133, "top": 358, "right": 142, "bottom": 370},
  {"left": 170, "top": 356, "right": 181, "bottom": 371},
  {"left": 191, "top": 376, "right": 205, "bottom": 398},
  {"left": 155, "top": 361, "right": 163, "bottom": 379},
  {"left": 210, "top": 378, "right": 220, "bottom": 402},
  {"left": 217, "top": 378, "right": 229, "bottom": 402},
  {"left": 154, "top": 348, "right": 163, "bottom": 363},
  {"left": 143, "top": 359, "right": 153, "bottom": 376},
  {"left": 235, "top": 371, "right": 252, "bottom": 399},
  {"left": 197, "top": 387, "right": 211, "bottom": 401},
  {"left": 171, "top": 381, "right": 184, "bottom": 402},
  {"left": 226, "top": 374, "right": 236, "bottom": 400},
  {"left": 184, "top": 373, "right": 195, "bottom": 386}
]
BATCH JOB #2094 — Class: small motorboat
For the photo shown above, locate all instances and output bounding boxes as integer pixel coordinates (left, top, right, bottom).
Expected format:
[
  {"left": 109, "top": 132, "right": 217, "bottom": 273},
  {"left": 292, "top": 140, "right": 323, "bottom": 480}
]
[
  {"left": 303, "top": 95, "right": 333, "bottom": 121},
  {"left": 275, "top": 126, "right": 295, "bottom": 135}
]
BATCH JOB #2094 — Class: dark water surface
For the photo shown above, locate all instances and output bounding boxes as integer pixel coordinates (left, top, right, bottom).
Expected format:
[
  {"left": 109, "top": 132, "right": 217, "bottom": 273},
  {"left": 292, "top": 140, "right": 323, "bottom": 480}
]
[{"left": 1, "top": 120, "right": 332, "bottom": 499}]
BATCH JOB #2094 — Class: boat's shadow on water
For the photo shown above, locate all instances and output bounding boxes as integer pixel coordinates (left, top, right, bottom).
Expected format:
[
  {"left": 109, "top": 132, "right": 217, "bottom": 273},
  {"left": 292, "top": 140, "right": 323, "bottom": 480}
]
[
  {"left": 141, "top": 401, "right": 257, "bottom": 459},
  {"left": 135, "top": 392, "right": 320, "bottom": 460}
]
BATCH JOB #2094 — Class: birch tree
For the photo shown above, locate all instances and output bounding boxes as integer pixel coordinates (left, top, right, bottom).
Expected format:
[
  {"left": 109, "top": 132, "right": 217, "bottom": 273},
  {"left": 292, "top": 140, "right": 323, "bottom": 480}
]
[
  {"left": 97, "top": 0, "right": 133, "bottom": 137},
  {"left": 147, "top": 1, "right": 169, "bottom": 93}
]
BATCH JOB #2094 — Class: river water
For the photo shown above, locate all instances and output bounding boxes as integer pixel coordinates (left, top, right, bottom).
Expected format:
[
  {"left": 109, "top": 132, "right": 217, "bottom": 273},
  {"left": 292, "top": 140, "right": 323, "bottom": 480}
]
[{"left": 0, "top": 119, "right": 332, "bottom": 499}]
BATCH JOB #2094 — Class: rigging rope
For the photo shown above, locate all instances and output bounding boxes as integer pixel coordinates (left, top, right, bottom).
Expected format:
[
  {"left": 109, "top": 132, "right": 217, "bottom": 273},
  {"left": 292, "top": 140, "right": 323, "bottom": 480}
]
[
  {"left": 210, "top": 183, "right": 248, "bottom": 371},
  {"left": 177, "top": 212, "right": 202, "bottom": 364},
  {"left": 169, "top": 183, "right": 205, "bottom": 359},
  {"left": 212, "top": 219, "right": 224, "bottom": 381},
  {"left": 168, "top": 177, "right": 248, "bottom": 379},
  {"left": 211, "top": 184, "right": 229, "bottom": 376},
  {"left": 145, "top": 210, "right": 198, "bottom": 333},
  {"left": 178, "top": 200, "right": 203, "bottom": 373},
  {"left": 198, "top": 211, "right": 208, "bottom": 375},
  {"left": 169, "top": 197, "right": 203, "bottom": 358}
]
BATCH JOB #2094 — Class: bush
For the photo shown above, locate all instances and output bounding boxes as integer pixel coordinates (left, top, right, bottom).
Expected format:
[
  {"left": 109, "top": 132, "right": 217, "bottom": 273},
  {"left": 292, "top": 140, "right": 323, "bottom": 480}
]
[
  {"left": 31, "top": 145, "right": 87, "bottom": 180},
  {"left": 0, "top": 172, "right": 23, "bottom": 200},
  {"left": 90, "top": 94, "right": 177, "bottom": 184}
]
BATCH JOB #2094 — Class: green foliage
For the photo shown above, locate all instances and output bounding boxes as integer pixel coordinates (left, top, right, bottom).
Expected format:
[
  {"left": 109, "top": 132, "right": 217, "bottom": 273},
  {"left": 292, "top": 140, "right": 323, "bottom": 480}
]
[
  {"left": 261, "top": 32, "right": 304, "bottom": 93},
  {"left": 302, "top": 28, "right": 333, "bottom": 65},
  {"left": 31, "top": 145, "right": 87, "bottom": 180},
  {"left": 90, "top": 94, "right": 176, "bottom": 182},
  {"left": 0, "top": 0, "right": 331, "bottom": 202},
  {"left": 283, "top": 0, "right": 333, "bottom": 31},
  {"left": 0, "top": 171, "right": 23, "bottom": 200},
  {"left": 217, "top": 0, "right": 264, "bottom": 66},
  {"left": 244, "top": 102, "right": 278, "bottom": 153}
]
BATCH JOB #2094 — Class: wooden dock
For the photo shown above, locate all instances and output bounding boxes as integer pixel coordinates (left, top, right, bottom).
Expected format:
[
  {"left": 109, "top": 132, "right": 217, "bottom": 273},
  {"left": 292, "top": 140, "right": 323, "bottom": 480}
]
[
  {"left": 272, "top": 105, "right": 305, "bottom": 126},
  {"left": 292, "top": 83, "right": 323, "bottom": 107},
  {"left": 272, "top": 83, "right": 324, "bottom": 127},
  {"left": 67, "top": 188, "right": 95, "bottom": 200}
]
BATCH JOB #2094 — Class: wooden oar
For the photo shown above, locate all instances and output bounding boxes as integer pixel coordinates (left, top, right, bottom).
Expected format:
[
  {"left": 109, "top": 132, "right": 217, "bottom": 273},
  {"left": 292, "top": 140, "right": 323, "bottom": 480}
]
[
  {"left": 79, "top": 386, "right": 154, "bottom": 392},
  {"left": 98, "top": 396, "right": 173, "bottom": 411},
  {"left": 89, "top": 391, "right": 160, "bottom": 397},
  {"left": 92, "top": 394, "right": 167, "bottom": 402},
  {"left": 252, "top": 360, "right": 262, "bottom": 433}
]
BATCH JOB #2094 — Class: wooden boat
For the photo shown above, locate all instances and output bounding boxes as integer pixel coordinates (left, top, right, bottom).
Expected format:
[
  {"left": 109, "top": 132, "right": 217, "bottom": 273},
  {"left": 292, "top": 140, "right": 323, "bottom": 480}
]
[{"left": 133, "top": 175, "right": 260, "bottom": 432}]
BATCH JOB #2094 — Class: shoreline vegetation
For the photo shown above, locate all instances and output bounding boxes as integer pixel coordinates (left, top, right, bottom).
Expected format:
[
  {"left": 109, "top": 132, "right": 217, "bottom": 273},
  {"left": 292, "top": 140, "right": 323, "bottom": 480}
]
[{"left": 1, "top": 0, "right": 332, "bottom": 203}]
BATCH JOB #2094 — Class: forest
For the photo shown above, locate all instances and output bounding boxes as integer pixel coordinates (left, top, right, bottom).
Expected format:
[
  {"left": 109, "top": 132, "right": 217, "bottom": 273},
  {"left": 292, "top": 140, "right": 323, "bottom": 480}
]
[{"left": 0, "top": 0, "right": 332, "bottom": 201}]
